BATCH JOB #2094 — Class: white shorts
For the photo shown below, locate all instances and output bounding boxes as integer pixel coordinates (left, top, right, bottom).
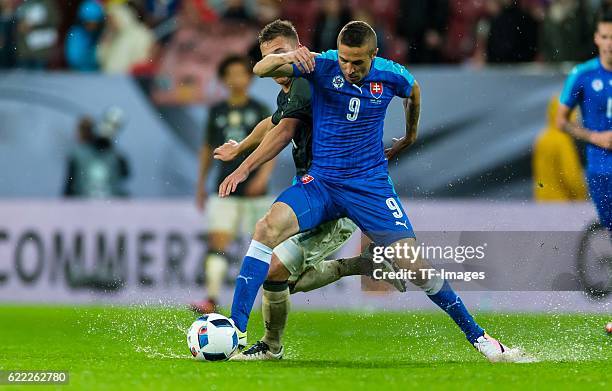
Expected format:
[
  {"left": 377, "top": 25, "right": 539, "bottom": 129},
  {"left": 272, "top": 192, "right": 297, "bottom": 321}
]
[
  {"left": 207, "top": 196, "right": 272, "bottom": 237},
  {"left": 273, "top": 218, "right": 358, "bottom": 281}
]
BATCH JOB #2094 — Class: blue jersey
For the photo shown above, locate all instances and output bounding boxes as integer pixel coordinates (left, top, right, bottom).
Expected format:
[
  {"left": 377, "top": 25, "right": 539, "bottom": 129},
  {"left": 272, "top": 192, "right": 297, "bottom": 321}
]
[
  {"left": 293, "top": 50, "right": 415, "bottom": 179},
  {"left": 560, "top": 58, "right": 612, "bottom": 174}
]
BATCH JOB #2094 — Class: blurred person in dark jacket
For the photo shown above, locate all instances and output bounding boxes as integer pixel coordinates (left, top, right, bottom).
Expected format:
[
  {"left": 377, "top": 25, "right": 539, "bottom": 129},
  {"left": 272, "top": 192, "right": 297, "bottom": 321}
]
[
  {"left": 540, "top": 0, "right": 595, "bottom": 62},
  {"left": 352, "top": 7, "right": 386, "bottom": 57},
  {"left": 397, "top": 0, "right": 448, "bottom": 63},
  {"left": 0, "top": 0, "right": 17, "bottom": 68},
  {"left": 481, "top": 0, "right": 539, "bottom": 63},
  {"left": 311, "top": 0, "right": 351, "bottom": 52},
  {"left": 222, "top": 0, "right": 254, "bottom": 24},
  {"left": 64, "top": 108, "right": 130, "bottom": 198},
  {"left": 65, "top": 0, "right": 105, "bottom": 71}
]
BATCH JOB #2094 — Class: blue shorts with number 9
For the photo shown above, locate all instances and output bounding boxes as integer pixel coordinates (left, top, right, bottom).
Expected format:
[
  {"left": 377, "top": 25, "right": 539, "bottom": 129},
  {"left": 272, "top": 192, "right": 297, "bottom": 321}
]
[{"left": 276, "top": 172, "right": 415, "bottom": 246}]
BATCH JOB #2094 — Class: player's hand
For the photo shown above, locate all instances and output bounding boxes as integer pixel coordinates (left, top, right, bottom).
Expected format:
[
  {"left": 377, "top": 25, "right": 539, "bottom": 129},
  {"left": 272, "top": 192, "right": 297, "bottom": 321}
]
[
  {"left": 219, "top": 167, "right": 250, "bottom": 198},
  {"left": 196, "top": 187, "right": 207, "bottom": 212},
  {"left": 213, "top": 140, "right": 240, "bottom": 162},
  {"left": 285, "top": 46, "right": 315, "bottom": 73},
  {"left": 385, "top": 137, "right": 414, "bottom": 161},
  {"left": 589, "top": 131, "right": 612, "bottom": 150}
]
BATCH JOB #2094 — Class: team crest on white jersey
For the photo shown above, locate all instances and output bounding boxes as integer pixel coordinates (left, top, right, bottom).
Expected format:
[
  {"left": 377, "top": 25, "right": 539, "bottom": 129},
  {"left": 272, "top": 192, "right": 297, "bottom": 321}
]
[
  {"left": 592, "top": 79, "right": 604, "bottom": 92},
  {"left": 370, "top": 82, "right": 383, "bottom": 99},
  {"left": 332, "top": 75, "right": 344, "bottom": 89}
]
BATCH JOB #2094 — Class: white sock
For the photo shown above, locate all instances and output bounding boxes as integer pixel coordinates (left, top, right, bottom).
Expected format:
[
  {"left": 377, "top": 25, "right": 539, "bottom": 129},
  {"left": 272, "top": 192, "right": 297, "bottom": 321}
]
[{"left": 205, "top": 253, "right": 228, "bottom": 300}]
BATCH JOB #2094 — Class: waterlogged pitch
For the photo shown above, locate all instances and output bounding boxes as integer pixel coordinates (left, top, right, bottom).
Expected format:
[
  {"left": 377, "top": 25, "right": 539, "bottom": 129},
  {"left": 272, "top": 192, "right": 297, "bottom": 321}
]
[{"left": 0, "top": 306, "right": 610, "bottom": 390}]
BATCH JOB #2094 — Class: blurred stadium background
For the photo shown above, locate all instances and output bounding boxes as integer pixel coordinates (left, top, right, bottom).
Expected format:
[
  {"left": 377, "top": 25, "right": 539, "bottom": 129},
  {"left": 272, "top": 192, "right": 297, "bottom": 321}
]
[{"left": 0, "top": 0, "right": 610, "bottom": 314}]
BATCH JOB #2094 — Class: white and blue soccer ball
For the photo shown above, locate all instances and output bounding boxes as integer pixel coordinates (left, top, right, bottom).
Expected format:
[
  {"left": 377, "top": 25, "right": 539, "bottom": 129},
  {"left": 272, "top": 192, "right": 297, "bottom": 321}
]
[{"left": 187, "top": 313, "right": 238, "bottom": 361}]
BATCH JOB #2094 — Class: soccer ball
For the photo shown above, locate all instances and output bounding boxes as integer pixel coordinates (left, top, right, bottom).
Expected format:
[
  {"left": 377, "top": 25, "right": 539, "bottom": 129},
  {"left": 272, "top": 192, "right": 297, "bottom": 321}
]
[{"left": 187, "top": 313, "right": 238, "bottom": 361}]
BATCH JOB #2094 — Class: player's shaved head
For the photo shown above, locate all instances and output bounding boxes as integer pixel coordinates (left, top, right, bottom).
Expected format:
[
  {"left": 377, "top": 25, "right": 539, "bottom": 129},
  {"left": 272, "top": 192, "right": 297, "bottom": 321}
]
[
  {"left": 336, "top": 21, "right": 378, "bottom": 84},
  {"left": 338, "top": 21, "right": 377, "bottom": 54},
  {"left": 258, "top": 19, "right": 299, "bottom": 45}
]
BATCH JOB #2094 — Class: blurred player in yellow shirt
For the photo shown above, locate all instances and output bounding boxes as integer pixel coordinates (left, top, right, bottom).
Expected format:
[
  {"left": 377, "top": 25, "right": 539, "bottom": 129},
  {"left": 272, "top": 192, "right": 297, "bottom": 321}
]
[{"left": 533, "top": 95, "right": 588, "bottom": 202}]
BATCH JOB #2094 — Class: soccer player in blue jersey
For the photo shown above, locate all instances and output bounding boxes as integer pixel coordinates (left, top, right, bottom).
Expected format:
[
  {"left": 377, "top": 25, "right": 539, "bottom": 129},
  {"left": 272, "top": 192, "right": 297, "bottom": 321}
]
[
  {"left": 558, "top": 9, "right": 612, "bottom": 233},
  {"left": 214, "top": 20, "right": 405, "bottom": 361},
  {"left": 222, "top": 21, "right": 527, "bottom": 362}
]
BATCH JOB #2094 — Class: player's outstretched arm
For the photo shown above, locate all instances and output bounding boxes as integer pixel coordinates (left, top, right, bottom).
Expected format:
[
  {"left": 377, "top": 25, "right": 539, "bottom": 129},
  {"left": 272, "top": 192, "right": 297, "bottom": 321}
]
[
  {"left": 386, "top": 81, "right": 421, "bottom": 161},
  {"left": 213, "top": 116, "right": 274, "bottom": 162},
  {"left": 218, "top": 118, "right": 300, "bottom": 197},
  {"left": 253, "top": 46, "right": 316, "bottom": 78},
  {"left": 557, "top": 103, "right": 612, "bottom": 150}
]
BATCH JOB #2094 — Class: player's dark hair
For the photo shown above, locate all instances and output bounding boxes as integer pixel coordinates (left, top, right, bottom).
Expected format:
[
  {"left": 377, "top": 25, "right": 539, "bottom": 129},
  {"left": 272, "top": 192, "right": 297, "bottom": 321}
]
[
  {"left": 258, "top": 19, "right": 299, "bottom": 45},
  {"left": 217, "top": 55, "right": 252, "bottom": 79},
  {"left": 597, "top": 6, "right": 612, "bottom": 25},
  {"left": 338, "top": 21, "right": 377, "bottom": 52}
]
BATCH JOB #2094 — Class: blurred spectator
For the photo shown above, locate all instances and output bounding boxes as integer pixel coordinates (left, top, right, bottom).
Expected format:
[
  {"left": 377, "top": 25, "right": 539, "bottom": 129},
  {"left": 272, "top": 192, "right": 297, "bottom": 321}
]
[
  {"left": 533, "top": 95, "right": 588, "bottom": 201},
  {"left": 521, "top": 0, "right": 548, "bottom": 21},
  {"left": 143, "top": 0, "right": 180, "bottom": 42},
  {"left": 594, "top": 0, "right": 608, "bottom": 12},
  {"left": 152, "top": 0, "right": 262, "bottom": 105},
  {"left": 65, "top": 0, "right": 105, "bottom": 71},
  {"left": 15, "top": 0, "right": 60, "bottom": 69},
  {"left": 254, "top": 0, "right": 280, "bottom": 24},
  {"left": 64, "top": 109, "right": 130, "bottom": 198},
  {"left": 180, "top": 0, "right": 217, "bottom": 25},
  {"left": 97, "top": 3, "right": 154, "bottom": 73},
  {"left": 352, "top": 7, "right": 386, "bottom": 57},
  {"left": 311, "top": 0, "right": 351, "bottom": 53},
  {"left": 540, "top": 0, "right": 594, "bottom": 62},
  {"left": 479, "top": 0, "right": 540, "bottom": 63},
  {"left": 397, "top": 0, "right": 448, "bottom": 63},
  {"left": 144, "top": 0, "right": 180, "bottom": 25},
  {"left": 246, "top": 0, "right": 282, "bottom": 63},
  {"left": 445, "top": 0, "right": 489, "bottom": 62},
  {"left": 222, "top": 0, "right": 253, "bottom": 24},
  {"left": 0, "top": 0, "right": 18, "bottom": 68},
  {"left": 144, "top": 0, "right": 181, "bottom": 21},
  {"left": 278, "top": 0, "right": 316, "bottom": 47}
]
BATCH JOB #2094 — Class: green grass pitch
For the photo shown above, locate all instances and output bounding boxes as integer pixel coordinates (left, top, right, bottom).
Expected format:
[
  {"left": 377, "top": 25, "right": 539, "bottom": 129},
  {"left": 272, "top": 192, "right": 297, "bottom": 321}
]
[{"left": 0, "top": 305, "right": 610, "bottom": 390}]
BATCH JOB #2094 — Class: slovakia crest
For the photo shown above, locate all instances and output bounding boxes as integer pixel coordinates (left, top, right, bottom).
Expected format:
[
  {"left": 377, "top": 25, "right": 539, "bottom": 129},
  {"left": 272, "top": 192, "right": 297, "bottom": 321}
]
[
  {"left": 301, "top": 174, "right": 314, "bottom": 184},
  {"left": 370, "top": 82, "right": 383, "bottom": 99},
  {"left": 332, "top": 75, "right": 344, "bottom": 89},
  {"left": 592, "top": 79, "right": 604, "bottom": 92}
]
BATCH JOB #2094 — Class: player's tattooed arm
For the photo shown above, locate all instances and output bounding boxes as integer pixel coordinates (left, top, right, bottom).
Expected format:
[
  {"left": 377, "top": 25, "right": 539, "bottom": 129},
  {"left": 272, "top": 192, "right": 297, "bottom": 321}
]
[
  {"left": 213, "top": 117, "right": 274, "bottom": 162},
  {"left": 253, "top": 46, "right": 316, "bottom": 77},
  {"left": 386, "top": 81, "right": 421, "bottom": 161},
  {"left": 557, "top": 104, "right": 612, "bottom": 150},
  {"left": 218, "top": 118, "right": 301, "bottom": 197},
  {"left": 404, "top": 81, "right": 421, "bottom": 145}
]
